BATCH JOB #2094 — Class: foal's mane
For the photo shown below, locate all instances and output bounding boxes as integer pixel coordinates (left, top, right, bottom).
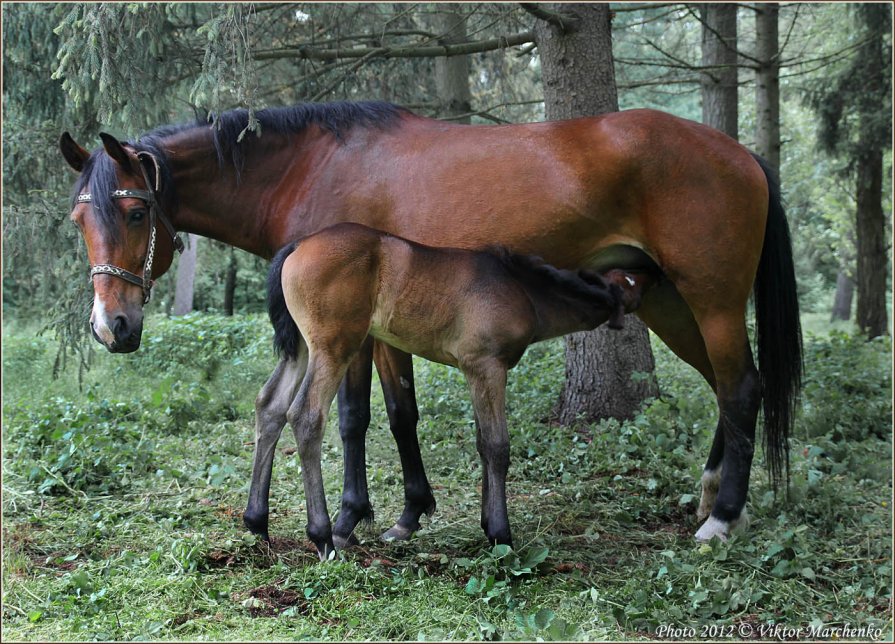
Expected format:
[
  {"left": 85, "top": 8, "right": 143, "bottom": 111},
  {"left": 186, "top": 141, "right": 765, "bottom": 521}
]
[
  {"left": 487, "top": 246, "right": 617, "bottom": 304},
  {"left": 72, "top": 101, "right": 407, "bottom": 239}
]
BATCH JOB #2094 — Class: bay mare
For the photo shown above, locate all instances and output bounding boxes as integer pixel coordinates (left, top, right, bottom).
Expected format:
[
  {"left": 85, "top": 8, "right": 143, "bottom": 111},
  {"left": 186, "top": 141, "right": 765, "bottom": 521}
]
[
  {"left": 269, "top": 223, "right": 655, "bottom": 557},
  {"left": 60, "top": 100, "right": 801, "bottom": 547}
]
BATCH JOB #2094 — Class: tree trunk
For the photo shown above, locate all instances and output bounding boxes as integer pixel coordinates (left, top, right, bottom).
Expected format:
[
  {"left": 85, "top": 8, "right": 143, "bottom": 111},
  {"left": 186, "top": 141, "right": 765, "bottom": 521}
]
[
  {"left": 830, "top": 269, "right": 854, "bottom": 322},
  {"left": 172, "top": 233, "right": 199, "bottom": 316},
  {"left": 223, "top": 246, "right": 237, "bottom": 316},
  {"left": 433, "top": 4, "right": 472, "bottom": 123},
  {"left": 754, "top": 3, "right": 780, "bottom": 170},
  {"left": 700, "top": 3, "right": 738, "bottom": 140},
  {"left": 534, "top": 3, "right": 657, "bottom": 424},
  {"left": 854, "top": 143, "right": 888, "bottom": 337}
]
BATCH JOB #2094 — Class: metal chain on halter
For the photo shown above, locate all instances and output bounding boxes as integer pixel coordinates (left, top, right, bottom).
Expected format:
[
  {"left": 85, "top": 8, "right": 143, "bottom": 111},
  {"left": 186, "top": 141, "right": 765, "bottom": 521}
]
[{"left": 79, "top": 152, "right": 183, "bottom": 304}]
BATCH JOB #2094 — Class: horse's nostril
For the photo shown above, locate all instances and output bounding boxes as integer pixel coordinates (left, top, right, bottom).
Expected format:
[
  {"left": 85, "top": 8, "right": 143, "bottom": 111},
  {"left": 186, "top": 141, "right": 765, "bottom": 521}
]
[{"left": 113, "top": 315, "right": 129, "bottom": 338}]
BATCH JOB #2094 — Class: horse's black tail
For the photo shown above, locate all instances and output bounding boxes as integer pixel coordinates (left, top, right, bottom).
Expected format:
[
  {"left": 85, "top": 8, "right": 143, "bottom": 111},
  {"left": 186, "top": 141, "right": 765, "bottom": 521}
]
[
  {"left": 752, "top": 153, "right": 803, "bottom": 490},
  {"left": 267, "top": 242, "right": 301, "bottom": 360}
]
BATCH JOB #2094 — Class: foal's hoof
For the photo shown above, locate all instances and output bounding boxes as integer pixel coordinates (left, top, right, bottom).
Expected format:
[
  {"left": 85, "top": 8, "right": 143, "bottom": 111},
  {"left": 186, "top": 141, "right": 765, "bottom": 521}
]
[
  {"left": 381, "top": 523, "right": 415, "bottom": 543},
  {"left": 332, "top": 532, "right": 360, "bottom": 551},
  {"left": 243, "top": 513, "right": 270, "bottom": 543}
]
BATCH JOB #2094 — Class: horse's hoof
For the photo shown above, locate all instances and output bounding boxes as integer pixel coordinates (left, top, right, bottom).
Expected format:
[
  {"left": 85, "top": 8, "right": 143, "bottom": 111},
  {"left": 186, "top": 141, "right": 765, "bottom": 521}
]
[
  {"left": 332, "top": 532, "right": 359, "bottom": 550},
  {"left": 381, "top": 523, "right": 414, "bottom": 542},
  {"left": 695, "top": 516, "right": 730, "bottom": 542}
]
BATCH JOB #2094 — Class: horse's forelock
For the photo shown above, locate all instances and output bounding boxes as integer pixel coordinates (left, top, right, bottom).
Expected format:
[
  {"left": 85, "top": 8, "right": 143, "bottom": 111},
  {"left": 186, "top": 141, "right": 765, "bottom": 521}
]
[
  {"left": 71, "top": 151, "right": 122, "bottom": 243},
  {"left": 71, "top": 136, "right": 177, "bottom": 244}
]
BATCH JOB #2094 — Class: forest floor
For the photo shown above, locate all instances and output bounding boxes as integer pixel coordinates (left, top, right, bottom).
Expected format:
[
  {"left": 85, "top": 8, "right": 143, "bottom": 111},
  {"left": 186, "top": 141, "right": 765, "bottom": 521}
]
[{"left": 2, "top": 310, "right": 892, "bottom": 641}]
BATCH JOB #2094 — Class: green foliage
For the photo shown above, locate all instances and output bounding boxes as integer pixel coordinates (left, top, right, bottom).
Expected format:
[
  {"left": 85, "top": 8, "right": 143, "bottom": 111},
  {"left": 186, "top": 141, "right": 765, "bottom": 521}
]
[
  {"left": 802, "top": 4, "right": 892, "bottom": 163},
  {"left": 123, "top": 311, "right": 271, "bottom": 382},
  {"left": 2, "top": 317, "right": 892, "bottom": 641},
  {"left": 798, "top": 331, "right": 892, "bottom": 441},
  {"left": 4, "top": 393, "right": 157, "bottom": 495},
  {"left": 191, "top": 5, "right": 259, "bottom": 133}
]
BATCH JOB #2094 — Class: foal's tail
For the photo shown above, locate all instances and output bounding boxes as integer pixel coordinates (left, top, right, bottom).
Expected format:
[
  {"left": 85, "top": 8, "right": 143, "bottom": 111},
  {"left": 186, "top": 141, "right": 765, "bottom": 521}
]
[
  {"left": 267, "top": 242, "right": 302, "bottom": 360},
  {"left": 752, "top": 153, "right": 803, "bottom": 490}
]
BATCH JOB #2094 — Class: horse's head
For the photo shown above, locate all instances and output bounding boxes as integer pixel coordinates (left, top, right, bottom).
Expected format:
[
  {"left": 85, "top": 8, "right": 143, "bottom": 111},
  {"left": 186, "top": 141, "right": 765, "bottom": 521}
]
[{"left": 60, "top": 132, "right": 182, "bottom": 353}]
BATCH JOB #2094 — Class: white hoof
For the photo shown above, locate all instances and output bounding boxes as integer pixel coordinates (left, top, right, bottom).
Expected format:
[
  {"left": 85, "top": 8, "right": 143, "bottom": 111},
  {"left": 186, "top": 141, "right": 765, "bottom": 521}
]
[
  {"left": 381, "top": 523, "right": 414, "bottom": 542},
  {"left": 695, "top": 509, "right": 749, "bottom": 543},
  {"left": 695, "top": 516, "right": 730, "bottom": 542}
]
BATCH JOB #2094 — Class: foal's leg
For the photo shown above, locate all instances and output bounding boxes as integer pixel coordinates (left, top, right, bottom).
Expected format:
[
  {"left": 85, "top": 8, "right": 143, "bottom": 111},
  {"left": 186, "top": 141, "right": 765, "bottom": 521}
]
[
  {"left": 332, "top": 337, "right": 375, "bottom": 549},
  {"left": 374, "top": 343, "right": 437, "bottom": 542},
  {"left": 288, "top": 351, "right": 352, "bottom": 559},
  {"left": 244, "top": 348, "right": 308, "bottom": 540},
  {"left": 465, "top": 361, "right": 512, "bottom": 546}
]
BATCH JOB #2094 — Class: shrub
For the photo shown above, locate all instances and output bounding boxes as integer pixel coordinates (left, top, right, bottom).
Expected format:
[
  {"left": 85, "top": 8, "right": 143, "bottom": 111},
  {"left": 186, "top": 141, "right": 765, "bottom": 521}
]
[
  {"left": 4, "top": 392, "right": 157, "bottom": 495},
  {"left": 798, "top": 331, "right": 892, "bottom": 441}
]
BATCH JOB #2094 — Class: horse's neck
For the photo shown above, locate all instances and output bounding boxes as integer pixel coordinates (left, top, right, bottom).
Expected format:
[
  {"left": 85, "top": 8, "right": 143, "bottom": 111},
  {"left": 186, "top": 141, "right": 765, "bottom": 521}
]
[{"left": 162, "top": 128, "right": 303, "bottom": 258}]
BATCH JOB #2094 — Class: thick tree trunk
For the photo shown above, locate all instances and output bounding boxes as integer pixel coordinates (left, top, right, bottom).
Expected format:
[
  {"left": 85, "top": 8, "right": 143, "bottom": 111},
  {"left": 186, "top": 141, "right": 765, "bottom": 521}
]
[
  {"left": 701, "top": 3, "right": 739, "bottom": 140},
  {"left": 172, "top": 234, "right": 199, "bottom": 316},
  {"left": 754, "top": 3, "right": 780, "bottom": 170},
  {"left": 830, "top": 270, "right": 854, "bottom": 322},
  {"left": 434, "top": 4, "right": 472, "bottom": 123},
  {"left": 223, "top": 246, "right": 237, "bottom": 316},
  {"left": 854, "top": 144, "right": 888, "bottom": 337},
  {"left": 534, "top": 3, "right": 657, "bottom": 424}
]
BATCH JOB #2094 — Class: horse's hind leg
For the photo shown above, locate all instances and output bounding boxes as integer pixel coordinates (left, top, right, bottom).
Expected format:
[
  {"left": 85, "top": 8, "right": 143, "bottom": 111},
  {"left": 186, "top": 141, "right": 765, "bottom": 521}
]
[
  {"left": 692, "top": 313, "right": 760, "bottom": 542},
  {"left": 244, "top": 347, "right": 309, "bottom": 540},
  {"left": 332, "top": 337, "right": 375, "bottom": 549},
  {"left": 635, "top": 281, "right": 726, "bottom": 523},
  {"left": 374, "top": 343, "right": 436, "bottom": 542}
]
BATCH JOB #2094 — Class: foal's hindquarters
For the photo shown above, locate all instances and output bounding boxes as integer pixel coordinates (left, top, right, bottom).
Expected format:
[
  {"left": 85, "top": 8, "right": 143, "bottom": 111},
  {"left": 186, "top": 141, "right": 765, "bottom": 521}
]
[{"left": 275, "top": 224, "right": 640, "bottom": 558}]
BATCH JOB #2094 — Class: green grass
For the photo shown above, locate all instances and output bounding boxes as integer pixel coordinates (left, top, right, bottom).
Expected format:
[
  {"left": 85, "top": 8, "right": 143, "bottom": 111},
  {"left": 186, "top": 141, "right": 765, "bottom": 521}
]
[{"left": 2, "top": 311, "right": 892, "bottom": 641}]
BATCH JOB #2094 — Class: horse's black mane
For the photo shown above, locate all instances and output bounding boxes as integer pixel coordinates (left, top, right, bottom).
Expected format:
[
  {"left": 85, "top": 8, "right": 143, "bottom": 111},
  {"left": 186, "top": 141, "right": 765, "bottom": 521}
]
[
  {"left": 72, "top": 101, "right": 406, "bottom": 239},
  {"left": 488, "top": 246, "right": 619, "bottom": 306},
  {"left": 209, "top": 101, "right": 405, "bottom": 169}
]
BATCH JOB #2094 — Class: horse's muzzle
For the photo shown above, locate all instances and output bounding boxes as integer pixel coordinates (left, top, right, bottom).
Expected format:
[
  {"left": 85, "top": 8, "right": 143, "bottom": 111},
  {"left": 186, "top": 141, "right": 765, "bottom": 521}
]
[{"left": 90, "top": 315, "right": 143, "bottom": 353}]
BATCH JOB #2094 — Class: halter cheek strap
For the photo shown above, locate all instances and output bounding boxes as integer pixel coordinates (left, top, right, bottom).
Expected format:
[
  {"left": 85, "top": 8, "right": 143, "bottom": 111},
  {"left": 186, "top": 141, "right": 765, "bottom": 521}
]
[{"left": 78, "top": 157, "right": 184, "bottom": 304}]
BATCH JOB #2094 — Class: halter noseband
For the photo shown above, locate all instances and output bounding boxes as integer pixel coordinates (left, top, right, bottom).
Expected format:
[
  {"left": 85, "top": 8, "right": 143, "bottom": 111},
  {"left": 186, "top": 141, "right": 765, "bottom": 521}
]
[{"left": 78, "top": 154, "right": 184, "bottom": 304}]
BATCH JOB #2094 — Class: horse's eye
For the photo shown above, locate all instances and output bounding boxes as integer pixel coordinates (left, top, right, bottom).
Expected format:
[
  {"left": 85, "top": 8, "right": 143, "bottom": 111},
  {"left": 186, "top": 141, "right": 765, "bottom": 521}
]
[{"left": 129, "top": 209, "right": 147, "bottom": 224}]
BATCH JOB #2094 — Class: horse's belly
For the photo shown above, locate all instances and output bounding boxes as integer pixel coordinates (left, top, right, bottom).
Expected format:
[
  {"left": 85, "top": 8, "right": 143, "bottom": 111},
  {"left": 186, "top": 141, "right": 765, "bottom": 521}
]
[{"left": 368, "top": 317, "right": 459, "bottom": 368}]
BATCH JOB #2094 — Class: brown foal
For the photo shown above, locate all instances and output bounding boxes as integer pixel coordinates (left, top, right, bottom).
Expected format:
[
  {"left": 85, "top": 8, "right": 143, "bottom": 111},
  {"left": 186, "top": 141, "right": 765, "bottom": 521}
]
[{"left": 267, "top": 222, "right": 654, "bottom": 558}]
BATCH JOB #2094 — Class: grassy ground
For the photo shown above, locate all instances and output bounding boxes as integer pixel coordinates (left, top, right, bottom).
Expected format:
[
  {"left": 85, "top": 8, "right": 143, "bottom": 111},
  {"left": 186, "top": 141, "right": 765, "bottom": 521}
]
[{"left": 2, "top": 311, "right": 892, "bottom": 641}]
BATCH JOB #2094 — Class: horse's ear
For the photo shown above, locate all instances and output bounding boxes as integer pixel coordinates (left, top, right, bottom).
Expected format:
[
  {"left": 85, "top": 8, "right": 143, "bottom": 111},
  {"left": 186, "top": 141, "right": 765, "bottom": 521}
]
[
  {"left": 99, "top": 132, "right": 135, "bottom": 172},
  {"left": 60, "top": 132, "right": 89, "bottom": 172}
]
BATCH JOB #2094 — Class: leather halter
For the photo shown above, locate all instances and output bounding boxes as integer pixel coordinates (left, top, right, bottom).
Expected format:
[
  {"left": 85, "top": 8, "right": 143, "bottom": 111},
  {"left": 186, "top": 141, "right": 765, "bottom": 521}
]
[{"left": 78, "top": 154, "right": 184, "bottom": 304}]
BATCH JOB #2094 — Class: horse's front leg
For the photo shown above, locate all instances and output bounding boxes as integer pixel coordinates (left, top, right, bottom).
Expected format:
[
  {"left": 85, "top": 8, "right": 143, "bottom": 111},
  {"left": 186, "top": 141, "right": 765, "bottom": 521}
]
[
  {"left": 465, "top": 360, "right": 512, "bottom": 547},
  {"left": 244, "top": 350, "right": 308, "bottom": 540},
  {"left": 374, "top": 342, "right": 437, "bottom": 542},
  {"left": 288, "top": 351, "right": 348, "bottom": 560},
  {"left": 332, "top": 337, "right": 375, "bottom": 549}
]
